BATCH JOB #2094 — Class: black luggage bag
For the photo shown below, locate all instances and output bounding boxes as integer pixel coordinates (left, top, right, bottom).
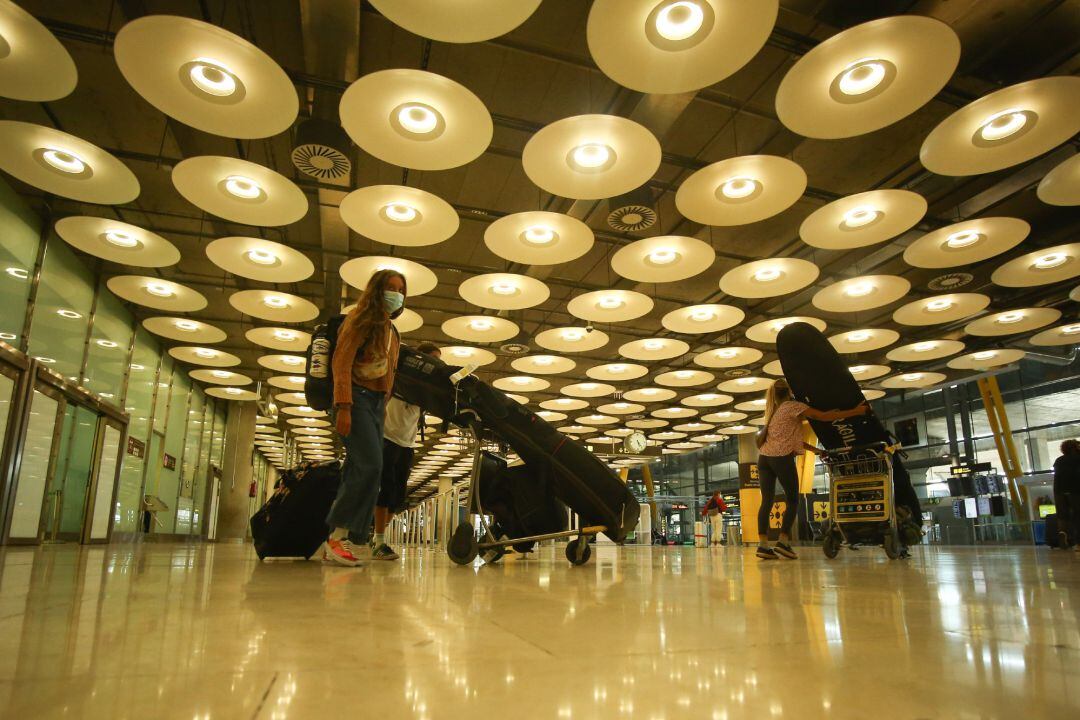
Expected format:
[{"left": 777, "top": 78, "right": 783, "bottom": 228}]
[
  {"left": 476, "top": 451, "right": 567, "bottom": 550},
  {"left": 250, "top": 460, "right": 342, "bottom": 559}
]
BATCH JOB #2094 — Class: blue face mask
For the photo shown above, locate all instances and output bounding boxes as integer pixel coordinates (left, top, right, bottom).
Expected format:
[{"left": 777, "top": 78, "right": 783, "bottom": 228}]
[{"left": 383, "top": 291, "right": 405, "bottom": 314}]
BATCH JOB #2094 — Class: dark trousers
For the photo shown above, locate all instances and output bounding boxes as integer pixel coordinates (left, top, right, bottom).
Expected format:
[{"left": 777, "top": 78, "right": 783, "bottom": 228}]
[
  {"left": 758, "top": 454, "right": 799, "bottom": 537},
  {"left": 1055, "top": 485, "right": 1080, "bottom": 546}
]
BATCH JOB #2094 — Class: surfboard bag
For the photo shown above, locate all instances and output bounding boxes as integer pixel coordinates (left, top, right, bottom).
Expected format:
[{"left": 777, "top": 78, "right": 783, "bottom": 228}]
[{"left": 394, "top": 346, "right": 639, "bottom": 542}]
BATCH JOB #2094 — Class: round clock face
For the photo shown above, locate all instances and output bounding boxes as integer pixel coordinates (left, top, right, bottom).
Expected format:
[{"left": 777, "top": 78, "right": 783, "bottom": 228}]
[{"left": 625, "top": 432, "right": 647, "bottom": 454}]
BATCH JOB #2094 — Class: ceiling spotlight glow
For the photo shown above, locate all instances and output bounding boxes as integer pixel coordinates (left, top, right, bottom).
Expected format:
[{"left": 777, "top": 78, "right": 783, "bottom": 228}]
[
  {"left": 641, "top": 388, "right": 659, "bottom": 395},
  {"left": 561, "top": 329, "right": 585, "bottom": 341},
  {"left": 926, "top": 299, "right": 953, "bottom": 312},
  {"left": 608, "top": 364, "right": 627, "bottom": 374},
  {"left": 719, "top": 176, "right": 758, "bottom": 199},
  {"left": 571, "top": 143, "right": 612, "bottom": 169},
  {"left": 281, "top": 356, "right": 304, "bottom": 366},
  {"left": 647, "top": 249, "right": 679, "bottom": 265},
  {"left": 736, "top": 378, "right": 756, "bottom": 386},
  {"left": 845, "top": 282, "right": 874, "bottom": 298},
  {"left": 643, "top": 339, "right": 665, "bottom": 351},
  {"left": 654, "top": 1, "right": 705, "bottom": 41},
  {"left": 490, "top": 282, "right": 517, "bottom": 296},
  {"left": 523, "top": 226, "right": 556, "bottom": 245},
  {"left": 469, "top": 319, "right": 493, "bottom": 331},
  {"left": 223, "top": 175, "right": 261, "bottom": 199},
  {"left": 194, "top": 348, "right": 217, "bottom": 359},
  {"left": 556, "top": 398, "right": 573, "bottom": 404},
  {"left": 945, "top": 230, "right": 981, "bottom": 249},
  {"left": 972, "top": 351, "right": 997, "bottom": 361},
  {"left": 41, "top": 148, "right": 86, "bottom": 174},
  {"left": 211, "top": 370, "right": 232, "bottom": 378},
  {"left": 597, "top": 295, "right": 624, "bottom": 310},
  {"left": 1033, "top": 253, "right": 1067, "bottom": 270},
  {"left": 580, "top": 383, "right": 599, "bottom": 390},
  {"left": 770, "top": 320, "right": 795, "bottom": 333},
  {"left": 837, "top": 58, "right": 887, "bottom": 96},
  {"left": 847, "top": 331, "right": 871, "bottom": 343},
  {"left": 978, "top": 108, "right": 1028, "bottom": 142},
  {"left": 902, "top": 373, "right": 924, "bottom": 382},
  {"left": 104, "top": 230, "right": 138, "bottom": 248},
  {"left": 174, "top": 320, "right": 199, "bottom": 332},
  {"left": 397, "top": 104, "right": 439, "bottom": 134},
  {"left": 272, "top": 330, "right": 297, "bottom": 341},
  {"left": 533, "top": 356, "right": 554, "bottom": 366},
  {"left": 674, "top": 370, "right": 694, "bottom": 379},
  {"left": 145, "top": 282, "right": 174, "bottom": 298},
  {"left": 246, "top": 249, "right": 277, "bottom": 266},
  {"left": 996, "top": 312, "right": 1024, "bottom": 324},
  {"left": 56, "top": 309, "right": 82, "bottom": 319},
  {"left": 5, "top": 267, "right": 28, "bottom": 280},
  {"left": 189, "top": 59, "right": 238, "bottom": 97},
  {"left": 841, "top": 206, "right": 880, "bottom": 229},
  {"left": 263, "top": 295, "right": 289, "bottom": 309},
  {"left": 753, "top": 267, "right": 781, "bottom": 282},
  {"left": 689, "top": 309, "right": 716, "bottom": 322},
  {"left": 913, "top": 342, "right": 937, "bottom": 352},
  {"left": 451, "top": 348, "right": 472, "bottom": 357},
  {"left": 225, "top": 387, "right": 243, "bottom": 395},
  {"left": 1062, "top": 324, "right": 1080, "bottom": 335},
  {"left": 384, "top": 203, "right": 418, "bottom": 223},
  {"left": 715, "top": 349, "right": 737, "bottom": 358},
  {"left": 849, "top": 365, "right": 868, "bottom": 374}
]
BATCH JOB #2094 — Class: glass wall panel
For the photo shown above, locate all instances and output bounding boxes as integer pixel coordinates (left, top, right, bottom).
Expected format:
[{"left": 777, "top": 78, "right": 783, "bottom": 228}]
[
  {"left": 9, "top": 390, "right": 59, "bottom": 539},
  {"left": 157, "top": 373, "right": 191, "bottom": 532},
  {"left": 90, "top": 424, "right": 122, "bottom": 540},
  {"left": 0, "top": 178, "right": 40, "bottom": 346},
  {"left": 27, "top": 237, "right": 94, "bottom": 381},
  {"left": 114, "top": 328, "right": 159, "bottom": 533},
  {"left": 176, "top": 388, "right": 204, "bottom": 535},
  {"left": 82, "top": 285, "right": 132, "bottom": 400}
]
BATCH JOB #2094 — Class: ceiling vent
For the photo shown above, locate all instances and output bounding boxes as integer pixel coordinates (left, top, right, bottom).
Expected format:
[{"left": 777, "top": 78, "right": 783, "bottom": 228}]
[
  {"left": 500, "top": 342, "right": 530, "bottom": 355},
  {"left": 291, "top": 119, "right": 352, "bottom": 180},
  {"left": 607, "top": 188, "right": 657, "bottom": 232},
  {"left": 928, "top": 272, "right": 974, "bottom": 291},
  {"left": 724, "top": 368, "right": 751, "bottom": 378}
]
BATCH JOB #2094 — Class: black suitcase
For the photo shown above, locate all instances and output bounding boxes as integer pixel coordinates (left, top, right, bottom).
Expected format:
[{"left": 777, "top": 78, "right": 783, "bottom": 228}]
[
  {"left": 476, "top": 451, "right": 567, "bottom": 550},
  {"left": 250, "top": 460, "right": 341, "bottom": 559},
  {"left": 1045, "top": 513, "right": 1060, "bottom": 548}
]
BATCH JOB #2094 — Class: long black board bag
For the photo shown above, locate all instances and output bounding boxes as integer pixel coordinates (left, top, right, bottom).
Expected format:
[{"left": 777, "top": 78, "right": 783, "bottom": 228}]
[
  {"left": 250, "top": 461, "right": 342, "bottom": 559},
  {"left": 395, "top": 346, "right": 640, "bottom": 542}
]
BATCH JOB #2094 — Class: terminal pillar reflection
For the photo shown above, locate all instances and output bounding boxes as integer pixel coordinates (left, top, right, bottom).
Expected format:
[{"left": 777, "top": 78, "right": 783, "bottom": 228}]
[{"left": 215, "top": 400, "right": 257, "bottom": 541}]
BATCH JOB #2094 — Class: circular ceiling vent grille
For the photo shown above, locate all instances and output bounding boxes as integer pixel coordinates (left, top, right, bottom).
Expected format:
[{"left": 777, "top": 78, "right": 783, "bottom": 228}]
[
  {"left": 291, "top": 144, "right": 350, "bottom": 180},
  {"left": 725, "top": 368, "right": 751, "bottom": 378},
  {"left": 500, "top": 342, "right": 530, "bottom": 355},
  {"left": 928, "top": 272, "right": 974, "bottom": 291},
  {"left": 607, "top": 204, "right": 657, "bottom": 232}
]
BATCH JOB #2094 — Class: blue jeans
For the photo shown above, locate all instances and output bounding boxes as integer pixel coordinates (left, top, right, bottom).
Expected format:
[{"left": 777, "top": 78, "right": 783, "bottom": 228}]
[{"left": 326, "top": 386, "right": 385, "bottom": 540}]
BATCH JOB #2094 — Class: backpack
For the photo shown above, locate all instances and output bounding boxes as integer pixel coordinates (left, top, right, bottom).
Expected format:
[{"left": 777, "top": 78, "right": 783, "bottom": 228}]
[{"left": 304, "top": 314, "right": 346, "bottom": 411}]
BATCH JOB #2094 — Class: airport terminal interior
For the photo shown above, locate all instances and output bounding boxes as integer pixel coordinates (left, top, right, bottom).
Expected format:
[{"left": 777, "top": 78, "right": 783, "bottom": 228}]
[{"left": 0, "top": 0, "right": 1079, "bottom": 717}]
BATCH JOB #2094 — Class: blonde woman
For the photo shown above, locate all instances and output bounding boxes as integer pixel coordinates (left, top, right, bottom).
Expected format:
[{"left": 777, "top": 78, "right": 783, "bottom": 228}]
[
  {"left": 323, "top": 269, "right": 406, "bottom": 567},
  {"left": 756, "top": 379, "right": 868, "bottom": 560}
]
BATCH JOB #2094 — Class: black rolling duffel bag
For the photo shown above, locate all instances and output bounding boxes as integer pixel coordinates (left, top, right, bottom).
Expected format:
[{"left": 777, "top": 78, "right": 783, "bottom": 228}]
[{"left": 250, "top": 460, "right": 342, "bottom": 559}]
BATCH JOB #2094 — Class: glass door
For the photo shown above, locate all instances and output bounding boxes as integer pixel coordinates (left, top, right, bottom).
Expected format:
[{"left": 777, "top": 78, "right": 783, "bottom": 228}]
[
  {"left": 7, "top": 384, "right": 64, "bottom": 541},
  {"left": 41, "top": 404, "right": 99, "bottom": 542},
  {"left": 86, "top": 418, "right": 123, "bottom": 542}
]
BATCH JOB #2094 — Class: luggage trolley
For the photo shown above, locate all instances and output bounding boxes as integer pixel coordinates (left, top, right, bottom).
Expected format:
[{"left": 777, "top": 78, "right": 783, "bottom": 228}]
[
  {"left": 442, "top": 373, "right": 607, "bottom": 567},
  {"left": 820, "top": 442, "right": 904, "bottom": 560}
]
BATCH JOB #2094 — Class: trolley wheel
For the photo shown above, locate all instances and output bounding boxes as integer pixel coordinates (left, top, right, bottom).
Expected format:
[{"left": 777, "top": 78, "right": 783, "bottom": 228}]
[
  {"left": 883, "top": 528, "right": 901, "bottom": 560},
  {"left": 822, "top": 531, "right": 841, "bottom": 559},
  {"left": 447, "top": 524, "right": 478, "bottom": 565},
  {"left": 481, "top": 548, "right": 505, "bottom": 565},
  {"left": 565, "top": 537, "right": 592, "bottom": 566}
]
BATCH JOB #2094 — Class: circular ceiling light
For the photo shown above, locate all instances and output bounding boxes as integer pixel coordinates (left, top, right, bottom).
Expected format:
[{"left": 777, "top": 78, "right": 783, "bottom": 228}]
[
  {"left": 1030, "top": 323, "right": 1080, "bottom": 347},
  {"left": 142, "top": 317, "right": 226, "bottom": 344},
  {"left": 206, "top": 237, "right": 314, "bottom": 283},
  {"left": 881, "top": 372, "right": 946, "bottom": 390},
  {"left": 588, "top": 364, "right": 648, "bottom": 382},
  {"left": 800, "top": 189, "right": 926, "bottom": 250},
  {"left": 391, "top": 308, "right": 424, "bottom": 335},
  {"left": 522, "top": 115, "right": 661, "bottom": 200},
  {"left": 368, "top": 0, "right": 541, "bottom": 43},
  {"left": 903, "top": 217, "right": 1029, "bottom": 268},
  {"left": 1037, "top": 153, "right": 1080, "bottom": 207},
  {"left": 812, "top": 275, "right": 909, "bottom": 313},
  {"left": 619, "top": 338, "right": 690, "bottom": 361},
  {"left": 693, "top": 347, "right": 762, "bottom": 369},
  {"left": 534, "top": 326, "right": 610, "bottom": 353},
  {"left": 207, "top": 387, "right": 257, "bottom": 401},
  {"left": 568, "top": 290, "right": 653, "bottom": 323},
  {"left": 107, "top": 276, "right": 206, "bottom": 312},
  {"left": 172, "top": 156, "right": 307, "bottom": 227},
  {"left": 611, "top": 235, "right": 715, "bottom": 283},
  {"left": 886, "top": 340, "right": 965, "bottom": 363},
  {"left": 437, "top": 347, "right": 497, "bottom": 366},
  {"left": 191, "top": 368, "right": 252, "bottom": 386},
  {"left": 661, "top": 304, "right": 743, "bottom": 335},
  {"left": 776, "top": 16, "right": 959, "bottom": 139},
  {"left": 339, "top": 185, "right": 458, "bottom": 247},
  {"left": 245, "top": 327, "right": 312, "bottom": 352},
  {"left": 948, "top": 349, "right": 1027, "bottom": 371},
  {"left": 828, "top": 329, "right": 900, "bottom": 353},
  {"left": 114, "top": 16, "right": 296, "bottom": 138},
  {"left": 561, "top": 382, "right": 616, "bottom": 399},
  {"left": 339, "top": 256, "right": 438, "bottom": 296},
  {"left": 920, "top": 77, "right": 1080, "bottom": 176},
  {"left": 892, "top": 293, "right": 990, "bottom": 326},
  {"left": 458, "top": 273, "right": 550, "bottom": 311},
  {"left": 964, "top": 308, "right": 1061, "bottom": 337},
  {"left": 54, "top": 217, "right": 179, "bottom": 268},
  {"left": 0, "top": 122, "right": 139, "bottom": 204},
  {"left": 230, "top": 290, "right": 318, "bottom": 323},
  {"left": 539, "top": 397, "right": 589, "bottom": 412},
  {"left": 676, "top": 155, "right": 806, "bottom": 226},
  {"left": 485, "top": 211, "right": 594, "bottom": 265},
  {"left": 0, "top": 1, "right": 77, "bottom": 100},
  {"left": 587, "top": 0, "right": 777, "bottom": 94},
  {"left": 340, "top": 69, "right": 492, "bottom": 170},
  {"left": 510, "top": 355, "right": 575, "bottom": 376},
  {"left": 991, "top": 243, "right": 1080, "bottom": 288},
  {"left": 655, "top": 369, "right": 714, "bottom": 388},
  {"left": 719, "top": 258, "right": 819, "bottom": 299},
  {"left": 442, "top": 315, "right": 519, "bottom": 343},
  {"left": 744, "top": 316, "right": 827, "bottom": 344},
  {"left": 169, "top": 346, "right": 241, "bottom": 368}
]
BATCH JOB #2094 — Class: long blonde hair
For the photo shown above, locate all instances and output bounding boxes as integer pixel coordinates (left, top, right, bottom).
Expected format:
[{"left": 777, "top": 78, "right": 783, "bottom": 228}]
[{"left": 763, "top": 378, "right": 793, "bottom": 428}]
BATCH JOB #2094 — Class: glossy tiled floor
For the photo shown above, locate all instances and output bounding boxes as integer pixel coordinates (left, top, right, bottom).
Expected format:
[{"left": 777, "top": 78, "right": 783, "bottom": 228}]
[{"left": 1, "top": 542, "right": 1078, "bottom": 719}]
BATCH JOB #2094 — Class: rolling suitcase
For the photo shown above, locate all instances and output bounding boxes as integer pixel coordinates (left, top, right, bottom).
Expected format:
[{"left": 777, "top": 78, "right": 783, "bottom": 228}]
[{"left": 250, "top": 460, "right": 342, "bottom": 559}]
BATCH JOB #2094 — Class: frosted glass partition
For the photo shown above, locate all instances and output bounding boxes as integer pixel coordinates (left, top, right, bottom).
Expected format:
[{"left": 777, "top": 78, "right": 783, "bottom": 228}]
[
  {"left": 90, "top": 424, "right": 121, "bottom": 540},
  {"left": 9, "top": 390, "right": 58, "bottom": 539}
]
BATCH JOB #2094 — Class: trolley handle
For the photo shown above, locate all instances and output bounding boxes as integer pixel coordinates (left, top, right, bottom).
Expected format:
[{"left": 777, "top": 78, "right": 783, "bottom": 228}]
[{"left": 823, "top": 441, "right": 891, "bottom": 457}]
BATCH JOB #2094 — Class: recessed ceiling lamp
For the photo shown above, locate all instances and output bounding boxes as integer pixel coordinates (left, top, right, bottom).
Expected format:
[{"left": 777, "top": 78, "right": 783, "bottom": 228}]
[
  {"left": 676, "top": 155, "right": 806, "bottom": 226},
  {"left": 611, "top": 235, "right": 715, "bottom": 283},
  {"left": 113, "top": 16, "right": 297, "bottom": 138},
  {"left": 230, "top": 290, "right": 317, "bottom": 323},
  {"left": 744, "top": 316, "right": 827, "bottom": 344},
  {"left": 0, "top": 1, "right": 78, "bottom": 100},
  {"left": 340, "top": 69, "right": 492, "bottom": 170},
  {"left": 904, "top": 218, "right": 1029, "bottom": 268},
  {"left": 892, "top": 293, "right": 991, "bottom": 326},
  {"left": 813, "top": 275, "right": 909, "bottom": 313},
  {"left": 800, "top": 189, "right": 926, "bottom": 250},
  {"left": 458, "top": 273, "right": 549, "bottom": 311},
  {"left": 920, "top": 76, "right": 1080, "bottom": 176},
  {"left": 991, "top": 243, "right": 1080, "bottom": 288},
  {"left": 661, "top": 304, "right": 744, "bottom": 335},
  {"left": 534, "top": 326, "right": 610, "bottom": 353},
  {"left": 109, "top": 276, "right": 207, "bottom": 312},
  {"left": 175, "top": 320, "right": 199, "bottom": 332},
  {"left": 587, "top": 0, "right": 777, "bottom": 94},
  {"left": 775, "top": 16, "right": 959, "bottom": 139},
  {"left": 172, "top": 156, "right": 307, "bottom": 227},
  {"left": 1037, "top": 153, "right": 1080, "bottom": 207},
  {"left": 568, "top": 289, "right": 653, "bottom": 323},
  {"left": 1030, "top": 323, "right": 1080, "bottom": 347},
  {"left": 841, "top": 206, "right": 880, "bottom": 229},
  {"left": 339, "top": 256, "right": 438, "bottom": 296},
  {"left": 339, "top": 185, "right": 457, "bottom": 248},
  {"left": 964, "top": 308, "right": 1061, "bottom": 337},
  {"left": 720, "top": 258, "right": 818, "bottom": 299},
  {"left": 886, "top": 340, "right": 965, "bottom": 363}
]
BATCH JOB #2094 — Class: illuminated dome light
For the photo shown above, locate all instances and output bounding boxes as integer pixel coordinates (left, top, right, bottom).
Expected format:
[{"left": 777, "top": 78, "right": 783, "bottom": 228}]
[
  {"left": 562, "top": 329, "right": 585, "bottom": 341},
  {"left": 533, "top": 356, "right": 555, "bottom": 366},
  {"left": 188, "top": 59, "right": 239, "bottom": 97},
  {"left": 384, "top": 203, "right": 418, "bottom": 223},
  {"left": 902, "top": 373, "right": 924, "bottom": 382},
  {"left": 469, "top": 319, "right": 494, "bottom": 331},
  {"left": 752, "top": 267, "right": 781, "bottom": 283},
  {"left": 522, "top": 226, "right": 556, "bottom": 245},
  {"left": 1062, "top": 324, "right": 1080, "bottom": 335},
  {"left": 569, "top": 143, "right": 613, "bottom": 170},
  {"left": 995, "top": 312, "right": 1024, "bottom": 325},
  {"left": 847, "top": 331, "right": 871, "bottom": 343},
  {"left": 978, "top": 108, "right": 1028, "bottom": 142},
  {"left": 597, "top": 295, "right": 624, "bottom": 310},
  {"left": 451, "top": 348, "right": 473, "bottom": 358},
  {"left": 647, "top": 248, "right": 679, "bottom": 265},
  {"left": 654, "top": 0, "right": 706, "bottom": 41},
  {"left": 643, "top": 340, "right": 665, "bottom": 351},
  {"left": 841, "top": 206, "right": 881, "bottom": 229},
  {"left": 281, "top": 356, "right": 304, "bottom": 367},
  {"left": 272, "top": 329, "right": 297, "bottom": 341},
  {"left": 174, "top": 320, "right": 199, "bottom": 332},
  {"left": 223, "top": 175, "right": 261, "bottom": 199},
  {"left": 194, "top": 348, "right": 218, "bottom": 359},
  {"left": 925, "top": 298, "right": 954, "bottom": 312},
  {"left": 145, "top": 282, "right": 174, "bottom": 298},
  {"left": 396, "top": 104, "right": 439, "bottom": 135},
  {"left": 736, "top": 378, "right": 756, "bottom": 386},
  {"left": 263, "top": 295, "right": 289, "bottom": 309},
  {"left": 674, "top": 370, "right": 694, "bottom": 379},
  {"left": 580, "top": 383, "right": 599, "bottom": 390},
  {"left": 945, "top": 230, "right": 981, "bottom": 249},
  {"left": 608, "top": 364, "right": 627, "bottom": 374},
  {"left": 836, "top": 58, "right": 887, "bottom": 96},
  {"left": 690, "top": 309, "right": 716, "bottom": 322},
  {"left": 972, "top": 351, "right": 997, "bottom": 361},
  {"left": 719, "top": 176, "right": 758, "bottom": 199},
  {"left": 844, "top": 281, "right": 874, "bottom": 298},
  {"left": 246, "top": 249, "right": 277, "bottom": 265},
  {"left": 614, "top": 402, "right": 630, "bottom": 409},
  {"left": 105, "top": 230, "right": 138, "bottom": 248},
  {"left": 913, "top": 342, "right": 937, "bottom": 353},
  {"left": 1033, "top": 253, "right": 1068, "bottom": 270},
  {"left": 556, "top": 398, "right": 573, "bottom": 405},
  {"left": 715, "top": 349, "right": 738, "bottom": 359},
  {"left": 490, "top": 282, "right": 518, "bottom": 296},
  {"left": 770, "top": 319, "right": 796, "bottom": 333},
  {"left": 211, "top": 370, "right": 232, "bottom": 378},
  {"left": 56, "top": 309, "right": 83, "bottom": 319},
  {"left": 640, "top": 388, "right": 659, "bottom": 396},
  {"left": 6, "top": 267, "right": 28, "bottom": 279},
  {"left": 225, "top": 387, "right": 243, "bottom": 395},
  {"left": 41, "top": 148, "right": 87, "bottom": 174},
  {"left": 849, "top": 365, "right": 868, "bottom": 374}
]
